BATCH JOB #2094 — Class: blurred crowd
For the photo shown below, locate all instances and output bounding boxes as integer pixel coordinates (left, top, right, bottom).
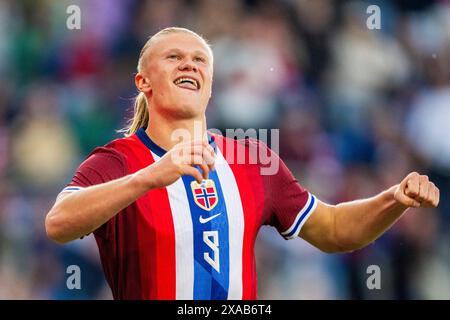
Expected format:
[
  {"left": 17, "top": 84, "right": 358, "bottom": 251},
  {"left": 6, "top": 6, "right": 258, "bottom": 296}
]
[{"left": 0, "top": 0, "right": 449, "bottom": 299}]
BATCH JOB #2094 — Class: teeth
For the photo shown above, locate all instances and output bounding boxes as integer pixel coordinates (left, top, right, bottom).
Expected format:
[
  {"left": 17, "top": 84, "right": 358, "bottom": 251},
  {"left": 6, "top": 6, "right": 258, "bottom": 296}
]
[{"left": 174, "top": 77, "right": 198, "bottom": 89}]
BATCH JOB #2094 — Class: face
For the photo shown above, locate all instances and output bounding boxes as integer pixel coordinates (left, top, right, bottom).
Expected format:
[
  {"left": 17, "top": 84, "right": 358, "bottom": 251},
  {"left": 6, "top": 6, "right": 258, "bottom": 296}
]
[{"left": 136, "top": 33, "right": 213, "bottom": 119}]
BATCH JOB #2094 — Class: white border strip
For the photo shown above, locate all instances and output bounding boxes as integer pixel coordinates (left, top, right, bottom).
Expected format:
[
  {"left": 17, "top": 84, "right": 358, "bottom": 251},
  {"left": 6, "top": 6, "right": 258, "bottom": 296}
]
[
  {"left": 281, "top": 193, "right": 318, "bottom": 240},
  {"left": 214, "top": 148, "right": 244, "bottom": 300},
  {"left": 154, "top": 152, "right": 195, "bottom": 300}
]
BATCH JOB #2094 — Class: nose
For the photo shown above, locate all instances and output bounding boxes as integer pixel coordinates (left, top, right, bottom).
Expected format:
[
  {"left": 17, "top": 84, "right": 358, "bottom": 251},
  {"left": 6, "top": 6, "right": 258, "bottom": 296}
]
[{"left": 178, "top": 58, "right": 198, "bottom": 72}]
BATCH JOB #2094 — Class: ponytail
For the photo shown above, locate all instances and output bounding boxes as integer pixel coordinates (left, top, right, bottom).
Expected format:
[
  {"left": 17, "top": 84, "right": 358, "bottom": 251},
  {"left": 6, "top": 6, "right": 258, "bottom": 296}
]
[{"left": 119, "top": 92, "right": 149, "bottom": 137}]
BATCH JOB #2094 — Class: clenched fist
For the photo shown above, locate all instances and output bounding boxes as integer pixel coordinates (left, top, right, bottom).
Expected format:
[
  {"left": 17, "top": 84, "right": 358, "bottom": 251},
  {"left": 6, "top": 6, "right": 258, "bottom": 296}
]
[{"left": 394, "top": 172, "right": 440, "bottom": 208}]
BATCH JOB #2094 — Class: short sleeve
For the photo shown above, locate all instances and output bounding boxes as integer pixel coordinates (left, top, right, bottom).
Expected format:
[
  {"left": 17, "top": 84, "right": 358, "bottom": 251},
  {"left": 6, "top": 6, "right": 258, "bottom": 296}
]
[
  {"left": 261, "top": 142, "right": 317, "bottom": 240},
  {"left": 58, "top": 146, "right": 127, "bottom": 238}
]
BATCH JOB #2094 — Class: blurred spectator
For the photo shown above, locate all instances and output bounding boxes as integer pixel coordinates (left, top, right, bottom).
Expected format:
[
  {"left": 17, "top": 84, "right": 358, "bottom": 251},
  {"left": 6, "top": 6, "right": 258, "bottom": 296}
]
[{"left": 10, "top": 84, "right": 79, "bottom": 189}]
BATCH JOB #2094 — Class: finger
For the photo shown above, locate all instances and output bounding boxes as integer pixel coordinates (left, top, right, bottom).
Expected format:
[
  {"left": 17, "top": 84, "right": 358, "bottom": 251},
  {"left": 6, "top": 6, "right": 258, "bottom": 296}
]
[
  {"left": 171, "top": 149, "right": 186, "bottom": 166},
  {"left": 174, "top": 140, "right": 202, "bottom": 151},
  {"left": 417, "top": 175, "right": 429, "bottom": 204},
  {"left": 187, "top": 144, "right": 205, "bottom": 156},
  {"left": 183, "top": 166, "right": 203, "bottom": 184},
  {"left": 203, "top": 141, "right": 216, "bottom": 158},
  {"left": 426, "top": 182, "right": 440, "bottom": 208},
  {"left": 187, "top": 145, "right": 215, "bottom": 171},
  {"left": 172, "top": 143, "right": 210, "bottom": 165},
  {"left": 188, "top": 154, "right": 210, "bottom": 179},
  {"left": 204, "top": 144, "right": 215, "bottom": 159},
  {"left": 204, "top": 142, "right": 215, "bottom": 155},
  {"left": 435, "top": 185, "right": 440, "bottom": 207},
  {"left": 190, "top": 141, "right": 214, "bottom": 153},
  {"left": 191, "top": 140, "right": 211, "bottom": 151},
  {"left": 423, "top": 182, "right": 435, "bottom": 207},
  {"left": 176, "top": 141, "right": 204, "bottom": 157},
  {"left": 395, "top": 188, "right": 421, "bottom": 208},
  {"left": 202, "top": 140, "right": 211, "bottom": 149},
  {"left": 405, "top": 174, "right": 420, "bottom": 198},
  {"left": 189, "top": 144, "right": 213, "bottom": 156},
  {"left": 190, "top": 154, "right": 204, "bottom": 165},
  {"left": 202, "top": 148, "right": 215, "bottom": 171},
  {"left": 198, "top": 161, "right": 210, "bottom": 180},
  {"left": 430, "top": 183, "right": 440, "bottom": 207}
]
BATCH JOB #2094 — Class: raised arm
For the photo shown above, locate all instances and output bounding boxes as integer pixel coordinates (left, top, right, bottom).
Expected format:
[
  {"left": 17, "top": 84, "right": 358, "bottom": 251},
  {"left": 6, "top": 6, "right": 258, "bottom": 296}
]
[
  {"left": 45, "top": 141, "right": 215, "bottom": 244},
  {"left": 299, "top": 172, "right": 440, "bottom": 253}
]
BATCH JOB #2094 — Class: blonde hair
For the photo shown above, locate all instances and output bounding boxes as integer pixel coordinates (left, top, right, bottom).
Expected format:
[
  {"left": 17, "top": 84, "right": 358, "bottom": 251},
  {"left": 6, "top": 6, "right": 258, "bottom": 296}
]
[{"left": 120, "top": 27, "right": 213, "bottom": 137}]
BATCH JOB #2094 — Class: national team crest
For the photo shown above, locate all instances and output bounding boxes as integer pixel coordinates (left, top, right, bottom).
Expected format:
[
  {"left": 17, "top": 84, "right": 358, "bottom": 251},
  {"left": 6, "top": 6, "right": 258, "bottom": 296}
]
[{"left": 191, "top": 179, "right": 218, "bottom": 211}]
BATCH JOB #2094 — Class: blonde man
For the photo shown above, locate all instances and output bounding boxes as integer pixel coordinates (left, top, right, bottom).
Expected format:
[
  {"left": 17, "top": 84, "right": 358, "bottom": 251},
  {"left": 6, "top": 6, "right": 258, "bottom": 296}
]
[{"left": 45, "top": 27, "right": 439, "bottom": 300}]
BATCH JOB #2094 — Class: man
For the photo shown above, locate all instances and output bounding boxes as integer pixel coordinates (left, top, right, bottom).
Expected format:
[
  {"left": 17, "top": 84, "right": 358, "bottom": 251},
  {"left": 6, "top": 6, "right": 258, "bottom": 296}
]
[{"left": 45, "top": 27, "right": 440, "bottom": 300}]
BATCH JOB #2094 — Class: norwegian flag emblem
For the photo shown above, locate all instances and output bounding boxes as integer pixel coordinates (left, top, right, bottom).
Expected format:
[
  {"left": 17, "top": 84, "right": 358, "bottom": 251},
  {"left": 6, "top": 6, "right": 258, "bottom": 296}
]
[{"left": 190, "top": 179, "right": 218, "bottom": 211}]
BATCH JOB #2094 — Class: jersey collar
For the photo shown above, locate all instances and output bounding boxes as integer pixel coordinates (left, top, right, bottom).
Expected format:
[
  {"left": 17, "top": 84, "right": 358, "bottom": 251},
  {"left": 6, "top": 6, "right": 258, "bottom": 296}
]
[{"left": 136, "top": 127, "right": 217, "bottom": 158}]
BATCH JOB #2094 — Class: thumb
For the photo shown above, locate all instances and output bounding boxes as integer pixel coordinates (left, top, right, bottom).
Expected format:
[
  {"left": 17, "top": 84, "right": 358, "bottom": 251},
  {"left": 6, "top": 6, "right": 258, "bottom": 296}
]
[{"left": 395, "top": 182, "right": 421, "bottom": 208}]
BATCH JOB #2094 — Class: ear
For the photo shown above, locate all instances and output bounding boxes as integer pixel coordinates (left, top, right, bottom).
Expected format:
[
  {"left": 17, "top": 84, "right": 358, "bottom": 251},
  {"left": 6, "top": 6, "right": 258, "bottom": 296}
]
[{"left": 135, "top": 73, "right": 152, "bottom": 94}]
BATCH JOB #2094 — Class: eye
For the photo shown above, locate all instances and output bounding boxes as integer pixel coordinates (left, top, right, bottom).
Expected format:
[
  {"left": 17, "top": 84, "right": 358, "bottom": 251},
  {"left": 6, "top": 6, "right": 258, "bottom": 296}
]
[
  {"left": 167, "top": 54, "right": 180, "bottom": 60},
  {"left": 194, "top": 56, "right": 206, "bottom": 63}
]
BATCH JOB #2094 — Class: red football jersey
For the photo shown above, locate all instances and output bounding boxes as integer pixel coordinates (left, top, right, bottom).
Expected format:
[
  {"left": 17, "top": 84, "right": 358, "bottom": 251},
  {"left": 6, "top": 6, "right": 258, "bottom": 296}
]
[{"left": 59, "top": 128, "right": 317, "bottom": 299}]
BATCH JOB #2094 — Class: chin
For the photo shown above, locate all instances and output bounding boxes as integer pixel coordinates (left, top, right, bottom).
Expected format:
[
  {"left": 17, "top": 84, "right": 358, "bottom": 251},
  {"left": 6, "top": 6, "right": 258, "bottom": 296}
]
[{"left": 170, "top": 103, "right": 204, "bottom": 119}]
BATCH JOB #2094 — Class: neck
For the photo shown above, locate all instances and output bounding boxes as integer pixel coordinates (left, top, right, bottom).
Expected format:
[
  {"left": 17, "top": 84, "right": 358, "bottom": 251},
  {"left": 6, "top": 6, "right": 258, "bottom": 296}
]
[{"left": 145, "top": 111, "right": 207, "bottom": 151}]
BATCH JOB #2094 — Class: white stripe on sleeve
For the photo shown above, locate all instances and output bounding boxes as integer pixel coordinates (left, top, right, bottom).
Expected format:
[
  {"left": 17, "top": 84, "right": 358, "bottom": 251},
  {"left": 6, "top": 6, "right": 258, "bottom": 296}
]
[
  {"left": 281, "top": 193, "right": 318, "bottom": 240},
  {"left": 57, "top": 186, "right": 85, "bottom": 199}
]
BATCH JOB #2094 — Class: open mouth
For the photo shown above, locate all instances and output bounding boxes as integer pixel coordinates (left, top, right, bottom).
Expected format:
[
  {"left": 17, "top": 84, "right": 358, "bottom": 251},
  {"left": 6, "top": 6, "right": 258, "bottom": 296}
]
[{"left": 173, "top": 76, "right": 200, "bottom": 91}]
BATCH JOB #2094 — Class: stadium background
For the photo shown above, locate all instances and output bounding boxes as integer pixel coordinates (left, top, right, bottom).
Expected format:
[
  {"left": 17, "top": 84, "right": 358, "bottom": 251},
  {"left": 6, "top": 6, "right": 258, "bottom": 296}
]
[{"left": 0, "top": 0, "right": 449, "bottom": 299}]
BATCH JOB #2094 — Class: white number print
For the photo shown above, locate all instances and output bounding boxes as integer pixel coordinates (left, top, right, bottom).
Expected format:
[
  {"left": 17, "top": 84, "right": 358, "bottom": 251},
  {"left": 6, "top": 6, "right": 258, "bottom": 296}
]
[{"left": 203, "top": 230, "right": 220, "bottom": 273}]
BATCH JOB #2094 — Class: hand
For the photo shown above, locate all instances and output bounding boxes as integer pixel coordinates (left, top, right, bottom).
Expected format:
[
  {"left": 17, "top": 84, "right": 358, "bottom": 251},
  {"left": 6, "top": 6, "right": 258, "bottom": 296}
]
[
  {"left": 394, "top": 172, "right": 440, "bottom": 208},
  {"left": 141, "top": 140, "right": 215, "bottom": 189}
]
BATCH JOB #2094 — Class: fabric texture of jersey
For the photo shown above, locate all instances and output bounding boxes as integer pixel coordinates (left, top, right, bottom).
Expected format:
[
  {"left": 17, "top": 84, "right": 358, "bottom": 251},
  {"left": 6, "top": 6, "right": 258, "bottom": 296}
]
[{"left": 59, "top": 128, "right": 317, "bottom": 300}]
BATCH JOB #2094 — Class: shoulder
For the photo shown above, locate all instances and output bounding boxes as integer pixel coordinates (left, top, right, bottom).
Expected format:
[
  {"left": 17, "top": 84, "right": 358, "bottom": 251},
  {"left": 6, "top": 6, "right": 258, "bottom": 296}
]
[
  {"left": 89, "top": 133, "right": 146, "bottom": 162},
  {"left": 80, "top": 135, "right": 141, "bottom": 175},
  {"left": 87, "top": 138, "right": 126, "bottom": 164}
]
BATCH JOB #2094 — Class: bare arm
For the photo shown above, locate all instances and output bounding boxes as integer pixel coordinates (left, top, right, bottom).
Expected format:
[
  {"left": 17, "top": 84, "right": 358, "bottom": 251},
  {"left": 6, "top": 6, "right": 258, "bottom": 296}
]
[
  {"left": 299, "top": 172, "right": 440, "bottom": 253},
  {"left": 46, "top": 170, "right": 153, "bottom": 244},
  {"left": 45, "top": 140, "right": 215, "bottom": 244}
]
